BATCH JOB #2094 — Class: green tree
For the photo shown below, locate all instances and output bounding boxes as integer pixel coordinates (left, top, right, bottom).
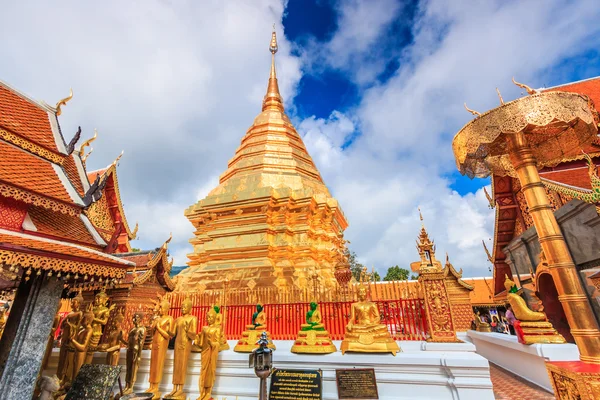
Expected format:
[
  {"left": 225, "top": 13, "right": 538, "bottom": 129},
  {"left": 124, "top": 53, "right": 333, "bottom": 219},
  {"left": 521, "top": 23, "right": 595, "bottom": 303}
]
[
  {"left": 131, "top": 247, "right": 141, "bottom": 253},
  {"left": 345, "top": 248, "right": 365, "bottom": 281},
  {"left": 383, "top": 265, "right": 410, "bottom": 281},
  {"left": 410, "top": 274, "right": 419, "bottom": 280},
  {"left": 371, "top": 271, "right": 381, "bottom": 282}
]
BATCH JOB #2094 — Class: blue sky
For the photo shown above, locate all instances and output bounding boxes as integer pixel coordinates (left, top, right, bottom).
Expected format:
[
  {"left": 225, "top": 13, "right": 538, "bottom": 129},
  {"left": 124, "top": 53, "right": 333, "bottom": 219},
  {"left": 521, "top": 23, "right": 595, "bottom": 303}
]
[{"left": 2, "top": 0, "right": 600, "bottom": 277}]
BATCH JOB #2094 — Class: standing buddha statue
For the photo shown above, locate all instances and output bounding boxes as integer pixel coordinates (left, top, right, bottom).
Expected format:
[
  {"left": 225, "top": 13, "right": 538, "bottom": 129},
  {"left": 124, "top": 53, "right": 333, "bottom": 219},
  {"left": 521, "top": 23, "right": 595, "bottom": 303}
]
[
  {"left": 291, "top": 302, "right": 337, "bottom": 354},
  {"left": 145, "top": 296, "right": 174, "bottom": 400},
  {"left": 233, "top": 303, "right": 275, "bottom": 352},
  {"left": 64, "top": 305, "right": 94, "bottom": 383},
  {"left": 340, "top": 284, "right": 400, "bottom": 355},
  {"left": 85, "top": 290, "right": 114, "bottom": 364},
  {"left": 196, "top": 307, "right": 221, "bottom": 400},
  {"left": 56, "top": 291, "right": 83, "bottom": 381},
  {"left": 163, "top": 296, "right": 197, "bottom": 400},
  {"left": 123, "top": 313, "right": 147, "bottom": 395},
  {"left": 503, "top": 275, "right": 565, "bottom": 344},
  {"left": 99, "top": 309, "right": 125, "bottom": 366},
  {"left": 213, "top": 305, "right": 230, "bottom": 351}
]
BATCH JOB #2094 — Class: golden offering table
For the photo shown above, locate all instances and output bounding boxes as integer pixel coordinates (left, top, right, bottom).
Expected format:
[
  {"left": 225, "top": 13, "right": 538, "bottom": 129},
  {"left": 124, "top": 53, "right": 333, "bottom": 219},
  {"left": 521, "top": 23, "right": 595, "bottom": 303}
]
[{"left": 43, "top": 340, "right": 494, "bottom": 399}]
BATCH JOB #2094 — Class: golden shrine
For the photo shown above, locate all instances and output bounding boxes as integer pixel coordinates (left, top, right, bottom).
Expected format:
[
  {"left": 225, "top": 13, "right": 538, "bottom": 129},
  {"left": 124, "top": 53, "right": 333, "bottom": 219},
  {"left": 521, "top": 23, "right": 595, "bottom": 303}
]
[{"left": 178, "top": 28, "right": 348, "bottom": 291}]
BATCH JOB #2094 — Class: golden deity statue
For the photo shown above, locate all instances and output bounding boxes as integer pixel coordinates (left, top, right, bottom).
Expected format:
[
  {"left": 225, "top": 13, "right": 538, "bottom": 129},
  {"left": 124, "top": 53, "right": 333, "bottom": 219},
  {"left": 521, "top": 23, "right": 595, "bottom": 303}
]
[
  {"left": 234, "top": 303, "right": 275, "bottom": 352},
  {"left": 504, "top": 275, "right": 565, "bottom": 344},
  {"left": 340, "top": 284, "right": 400, "bottom": 355},
  {"left": 195, "top": 307, "right": 221, "bottom": 400},
  {"left": 164, "top": 296, "right": 197, "bottom": 400},
  {"left": 213, "top": 305, "right": 230, "bottom": 351},
  {"left": 85, "top": 290, "right": 114, "bottom": 364},
  {"left": 123, "top": 313, "right": 147, "bottom": 395},
  {"left": 291, "top": 302, "right": 337, "bottom": 354},
  {"left": 145, "top": 296, "right": 174, "bottom": 399},
  {"left": 64, "top": 305, "right": 94, "bottom": 383},
  {"left": 56, "top": 292, "right": 83, "bottom": 381},
  {"left": 99, "top": 309, "right": 125, "bottom": 366},
  {"left": 473, "top": 311, "right": 492, "bottom": 333},
  {"left": 42, "top": 311, "right": 61, "bottom": 370}
]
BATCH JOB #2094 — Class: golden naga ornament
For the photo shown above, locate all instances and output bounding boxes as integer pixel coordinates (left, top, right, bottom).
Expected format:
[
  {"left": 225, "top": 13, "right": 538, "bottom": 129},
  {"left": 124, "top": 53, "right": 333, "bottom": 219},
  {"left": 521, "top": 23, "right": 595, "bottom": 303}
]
[
  {"left": 234, "top": 303, "right": 276, "bottom": 353},
  {"left": 195, "top": 307, "right": 221, "bottom": 400},
  {"left": 504, "top": 276, "right": 565, "bottom": 344},
  {"left": 340, "top": 283, "right": 400, "bottom": 356},
  {"left": 56, "top": 291, "right": 83, "bottom": 382},
  {"left": 163, "top": 296, "right": 197, "bottom": 400},
  {"left": 291, "top": 301, "right": 337, "bottom": 354},
  {"left": 145, "top": 295, "right": 174, "bottom": 399}
]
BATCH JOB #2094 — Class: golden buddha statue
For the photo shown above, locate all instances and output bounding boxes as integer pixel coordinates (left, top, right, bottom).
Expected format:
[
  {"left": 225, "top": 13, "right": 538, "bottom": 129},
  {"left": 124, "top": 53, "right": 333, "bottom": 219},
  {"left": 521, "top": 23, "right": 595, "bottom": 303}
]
[
  {"left": 64, "top": 305, "right": 94, "bottom": 383},
  {"left": 85, "top": 290, "right": 114, "bottom": 364},
  {"left": 291, "top": 302, "right": 336, "bottom": 354},
  {"left": 123, "top": 313, "right": 147, "bottom": 395},
  {"left": 56, "top": 292, "right": 83, "bottom": 381},
  {"left": 213, "top": 305, "right": 230, "bottom": 351},
  {"left": 42, "top": 311, "right": 61, "bottom": 370},
  {"left": 164, "top": 296, "right": 197, "bottom": 400},
  {"left": 99, "top": 309, "right": 125, "bottom": 366},
  {"left": 145, "top": 296, "right": 174, "bottom": 399},
  {"left": 504, "top": 275, "right": 565, "bottom": 344},
  {"left": 234, "top": 303, "right": 275, "bottom": 352},
  {"left": 340, "top": 284, "right": 400, "bottom": 355},
  {"left": 195, "top": 307, "right": 221, "bottom": 400},
  {"left": 474, "top": 311, "right": 492, "bottom": 333}
]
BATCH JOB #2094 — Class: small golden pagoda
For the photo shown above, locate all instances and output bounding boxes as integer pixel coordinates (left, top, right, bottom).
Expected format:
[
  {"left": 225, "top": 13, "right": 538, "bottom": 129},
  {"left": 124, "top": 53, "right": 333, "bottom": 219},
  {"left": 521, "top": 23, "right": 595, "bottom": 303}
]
[{"left": 178, "top": 28, "right": 348, "bottom": 291}]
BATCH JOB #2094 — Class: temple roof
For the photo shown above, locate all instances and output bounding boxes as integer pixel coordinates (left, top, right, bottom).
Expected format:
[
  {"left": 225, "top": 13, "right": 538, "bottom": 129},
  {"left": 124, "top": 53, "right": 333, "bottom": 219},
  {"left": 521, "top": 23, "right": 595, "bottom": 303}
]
[{"left": 490, "top": 76, "right": 600, "bottom": 295}]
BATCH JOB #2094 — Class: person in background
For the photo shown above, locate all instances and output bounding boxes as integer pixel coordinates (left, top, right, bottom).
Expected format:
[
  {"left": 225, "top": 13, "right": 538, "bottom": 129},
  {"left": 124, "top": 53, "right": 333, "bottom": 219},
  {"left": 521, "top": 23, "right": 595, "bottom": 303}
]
[{"left": 505, "top": 304, "right": 516, "bottom": 335}]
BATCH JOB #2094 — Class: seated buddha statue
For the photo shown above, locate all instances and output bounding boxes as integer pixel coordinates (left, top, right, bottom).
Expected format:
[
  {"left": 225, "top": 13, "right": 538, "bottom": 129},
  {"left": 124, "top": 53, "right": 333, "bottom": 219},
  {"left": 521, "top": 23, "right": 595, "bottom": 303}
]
[
  {"left": 234, "top": 303, "right": 275, "bottom": 353},
  {"left": 504, "top": 275, "right": 565, "bottom": 344},
  {"left": 474, "top": 311, "right": 492, "bottom": 333},
  {"left": 292, "top": 302, "right": 336, "bottom": 354},
  {"left": 340, "top": 284, "right": 400, "bottom": 355}
]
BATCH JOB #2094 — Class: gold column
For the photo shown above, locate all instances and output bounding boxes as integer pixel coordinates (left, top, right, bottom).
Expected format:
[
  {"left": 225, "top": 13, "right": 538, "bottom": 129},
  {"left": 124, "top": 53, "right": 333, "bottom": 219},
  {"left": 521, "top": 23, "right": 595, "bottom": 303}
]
[{"left": 507, "top": 131, "right": 600, "bottom": 363}]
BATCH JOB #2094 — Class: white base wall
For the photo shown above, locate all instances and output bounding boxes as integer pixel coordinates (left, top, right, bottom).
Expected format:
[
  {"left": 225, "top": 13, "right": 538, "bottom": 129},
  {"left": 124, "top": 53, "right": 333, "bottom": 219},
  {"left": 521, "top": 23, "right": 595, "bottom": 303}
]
[
  {"left": 44, "top": 340, "right": 494, "bottom": 400},
  {"left": 468, "top": 330, "right": 579, "bottom": 393}
]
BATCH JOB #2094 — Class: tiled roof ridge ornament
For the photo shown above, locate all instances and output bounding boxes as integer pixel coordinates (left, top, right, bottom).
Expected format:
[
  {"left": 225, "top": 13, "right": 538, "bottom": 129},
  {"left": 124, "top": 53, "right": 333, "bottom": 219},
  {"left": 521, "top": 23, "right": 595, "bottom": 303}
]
[
  {"left": 65, "top": 126, "right": 82, "bottom": 155},
  {"left": 79, "top": 128, "right": 97, "bottom": 163},
  {"left": 55, "top": 88, "right": 73, "bottom": 116}
]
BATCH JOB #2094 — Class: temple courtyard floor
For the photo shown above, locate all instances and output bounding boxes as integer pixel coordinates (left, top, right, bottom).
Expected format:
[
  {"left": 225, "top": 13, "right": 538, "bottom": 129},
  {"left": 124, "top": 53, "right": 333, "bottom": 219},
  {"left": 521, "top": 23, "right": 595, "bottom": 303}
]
[{"left": 489, "top": 363, "right": 554, "bottom": 400}]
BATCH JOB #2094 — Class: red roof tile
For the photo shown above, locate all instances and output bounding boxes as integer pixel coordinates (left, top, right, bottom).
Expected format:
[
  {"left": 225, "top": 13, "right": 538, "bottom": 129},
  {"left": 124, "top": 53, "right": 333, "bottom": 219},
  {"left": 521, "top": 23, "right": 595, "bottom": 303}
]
[
  {"left": 28, "top": 205, "right": 97, "bottom": 246},
  {"left": 0, "top": 84, "right": 60, "bottom": 152},
  {"left": 544, "top": 76, "right": 600, "bottom": 108},
  {"left": 62, "top": 155, "right": 86, "bottom": 196},
  {"left": 120, "top": 252, "right": 153, "bottom": 267},
  {"left": 0, "top": 141, "right": 75, "bottom": 204}
]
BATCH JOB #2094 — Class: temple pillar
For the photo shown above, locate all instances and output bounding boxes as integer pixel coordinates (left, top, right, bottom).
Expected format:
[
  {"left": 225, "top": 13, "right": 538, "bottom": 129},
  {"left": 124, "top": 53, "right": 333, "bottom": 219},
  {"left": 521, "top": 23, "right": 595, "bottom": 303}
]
[
  {"left": 420, "top": 271, "right": 459, "bottom": 342},
  {"left": 0, "top": 273, "right": 62, "bottom": 400}
]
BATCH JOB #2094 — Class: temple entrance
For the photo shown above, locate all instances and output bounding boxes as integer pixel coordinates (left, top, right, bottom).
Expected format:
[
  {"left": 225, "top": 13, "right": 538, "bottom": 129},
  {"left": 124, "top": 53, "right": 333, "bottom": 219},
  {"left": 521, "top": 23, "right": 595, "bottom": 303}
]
[{"left": 536, "top": 273, "right": 574, "bottom": 343}]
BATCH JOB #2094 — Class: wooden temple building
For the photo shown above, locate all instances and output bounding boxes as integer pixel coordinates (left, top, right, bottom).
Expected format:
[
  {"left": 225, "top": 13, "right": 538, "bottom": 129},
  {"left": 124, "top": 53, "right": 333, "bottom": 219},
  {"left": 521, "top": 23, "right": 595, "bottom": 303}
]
[
  {"left": 0, "top": 81, "right": 135, "bottom": 399},
  {"left": 489, "top": 76, "right": 600, "bottom": 341},
  {"left": 177, "top": 30, "right": 348, "bottom": 292}
]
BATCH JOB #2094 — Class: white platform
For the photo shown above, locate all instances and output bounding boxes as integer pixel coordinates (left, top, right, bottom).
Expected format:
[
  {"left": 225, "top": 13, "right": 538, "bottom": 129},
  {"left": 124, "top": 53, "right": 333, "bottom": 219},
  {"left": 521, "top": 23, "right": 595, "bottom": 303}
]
[
  {"left": 44, "top": 340, "right": 494, "bottom": 399},
  {"left": 468, "top": 330, "right": 579, "bottom": 393}
]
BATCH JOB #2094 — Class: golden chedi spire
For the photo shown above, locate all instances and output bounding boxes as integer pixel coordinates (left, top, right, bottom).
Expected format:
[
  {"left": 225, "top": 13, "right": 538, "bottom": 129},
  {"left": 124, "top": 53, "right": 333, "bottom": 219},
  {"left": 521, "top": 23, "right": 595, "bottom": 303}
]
[
  {"left": 180, "top": 27, "right": 348, "bottom": 292},
  {"left": 410, "top": 208, "right": 442, "bottom": 273}
]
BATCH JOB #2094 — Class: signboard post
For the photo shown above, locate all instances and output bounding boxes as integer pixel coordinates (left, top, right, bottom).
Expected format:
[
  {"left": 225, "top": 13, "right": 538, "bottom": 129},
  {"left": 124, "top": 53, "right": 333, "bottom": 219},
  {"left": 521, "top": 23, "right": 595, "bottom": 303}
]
[
  {"left": 335, "top": 368, "right": 379, "bottom": 399},
  {"left": 268, "top": 368, "right": 322, "bottom": 400}
]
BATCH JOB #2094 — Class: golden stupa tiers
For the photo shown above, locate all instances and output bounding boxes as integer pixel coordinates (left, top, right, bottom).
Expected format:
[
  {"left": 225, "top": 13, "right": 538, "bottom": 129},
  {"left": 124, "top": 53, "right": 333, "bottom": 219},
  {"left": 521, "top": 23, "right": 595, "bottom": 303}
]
[
  {"left": 178, "top": 27, "right": 348, "bottom": 291},
  {"left": 410, "top": 209, "right": 442, "bottom": 273}
]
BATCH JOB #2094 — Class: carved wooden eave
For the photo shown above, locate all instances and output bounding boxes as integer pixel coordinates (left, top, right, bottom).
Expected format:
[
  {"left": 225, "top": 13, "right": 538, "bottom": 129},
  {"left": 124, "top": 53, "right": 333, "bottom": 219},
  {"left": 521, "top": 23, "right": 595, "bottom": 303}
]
[{"left": 443, "top": 261, "right": 474, "bottom": 291}]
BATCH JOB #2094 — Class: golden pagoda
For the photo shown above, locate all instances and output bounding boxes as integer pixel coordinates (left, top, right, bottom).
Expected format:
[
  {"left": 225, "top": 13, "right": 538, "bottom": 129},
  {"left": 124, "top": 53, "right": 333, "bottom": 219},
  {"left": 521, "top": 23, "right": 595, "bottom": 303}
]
[{"left": 177, "top": 28, "right": 348, "bottom": 291}]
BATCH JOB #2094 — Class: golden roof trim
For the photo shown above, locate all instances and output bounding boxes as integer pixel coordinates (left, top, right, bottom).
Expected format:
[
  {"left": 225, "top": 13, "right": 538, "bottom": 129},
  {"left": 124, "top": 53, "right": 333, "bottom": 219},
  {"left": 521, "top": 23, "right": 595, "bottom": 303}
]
[
  {"left": 95, "top": 163, "right": 135, "bottom": 239},
  {"left": 0, "top": 248, "right": 127, "bottom": 279},
  {"left": 0, "top": 130, "right": 64, "bottom": 164},
  {"left": 0, "top": 180, "right": 80, "bottom": 216}
]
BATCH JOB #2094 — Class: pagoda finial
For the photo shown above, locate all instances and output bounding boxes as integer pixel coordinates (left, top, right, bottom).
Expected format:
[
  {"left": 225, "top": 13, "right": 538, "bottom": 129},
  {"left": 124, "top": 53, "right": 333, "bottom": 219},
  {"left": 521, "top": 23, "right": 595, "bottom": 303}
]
[{"left": 263, "top": 25, "right": 284, "bottom": 112}]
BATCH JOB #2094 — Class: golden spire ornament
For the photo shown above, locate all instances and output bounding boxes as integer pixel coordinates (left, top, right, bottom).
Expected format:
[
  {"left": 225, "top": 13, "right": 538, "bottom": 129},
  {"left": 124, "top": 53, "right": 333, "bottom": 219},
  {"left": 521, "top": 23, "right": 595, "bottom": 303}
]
[{"left": 263, "top": 25, "right": 284, "bottom": 112}]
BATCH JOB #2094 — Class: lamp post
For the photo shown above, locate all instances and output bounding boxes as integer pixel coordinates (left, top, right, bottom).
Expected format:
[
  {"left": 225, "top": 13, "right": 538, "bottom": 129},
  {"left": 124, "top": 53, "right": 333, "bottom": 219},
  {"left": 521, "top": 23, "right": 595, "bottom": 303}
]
[
  {"left": 250, "top": 331, "right": 273, "bottom": 400},
  {"left": 453, "top": 88, "right": 600, "bottom": 363}
]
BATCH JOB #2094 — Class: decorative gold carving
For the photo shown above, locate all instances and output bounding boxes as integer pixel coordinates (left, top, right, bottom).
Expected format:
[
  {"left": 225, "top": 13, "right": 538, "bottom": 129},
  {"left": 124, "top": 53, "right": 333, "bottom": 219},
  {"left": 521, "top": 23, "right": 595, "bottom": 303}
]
[
  {"left": 78, "top": 129, "right": 97, "bottom": 163},
  {"left": 512, "top": 77, "right": 537, "bottom": 95},
  {"left": 0, "top": 248, "right": 126, "bottom": 279},
  {"left": 546, "top": 361, "right": 600, "bottom": 400},
  {"left": 0, "top": 128, "right": 64, "bottom": 163},
  {"left": 464, "top": 103, "right": 481, "bottom": 116},
  {"left": 0, "top": 181, "right": 79, "bottom": 215},
  {"left": 55, "top": 88, "right": 73, "bottom": 116},
  {"left": 85, "top": 194, "right": 115, "bottom": 233}
]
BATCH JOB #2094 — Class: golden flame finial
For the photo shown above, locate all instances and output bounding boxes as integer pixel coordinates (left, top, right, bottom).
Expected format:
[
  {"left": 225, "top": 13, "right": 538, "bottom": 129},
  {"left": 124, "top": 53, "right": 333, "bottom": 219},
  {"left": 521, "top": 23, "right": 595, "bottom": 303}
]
[
  {"left": 496, "top": 88, "right": 504, "bottom": 105},
  {"left": 111, "top": 150, "right": 124, "bottom": 167},
  {"left": 263, "top": 25, "right": 284, "bottom": 112},
  {"left": 464, "top": 103, "right": 481, "bottom": 117},
  {"left": 512, "top": 77, "right": 537, "bottom": 95},
  {"left": 55, "top": 88, "right": 73, "bottom": 116},
  {"left": 79, "top": 128, "right": 97, "bottom": 163}
]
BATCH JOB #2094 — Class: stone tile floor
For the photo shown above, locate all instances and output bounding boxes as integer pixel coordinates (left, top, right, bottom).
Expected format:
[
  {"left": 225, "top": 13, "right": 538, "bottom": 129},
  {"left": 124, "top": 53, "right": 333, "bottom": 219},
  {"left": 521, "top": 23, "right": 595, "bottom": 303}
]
[{"left": 489, "top": 363, "right": 555, "bottom": 400}]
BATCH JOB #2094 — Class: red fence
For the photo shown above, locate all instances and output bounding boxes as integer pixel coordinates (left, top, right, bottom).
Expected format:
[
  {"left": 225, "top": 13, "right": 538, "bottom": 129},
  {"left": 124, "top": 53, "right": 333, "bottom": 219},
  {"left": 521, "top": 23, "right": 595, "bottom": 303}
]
[{"left": 169, "top": 299, "right": 429, "bottom": 341}]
